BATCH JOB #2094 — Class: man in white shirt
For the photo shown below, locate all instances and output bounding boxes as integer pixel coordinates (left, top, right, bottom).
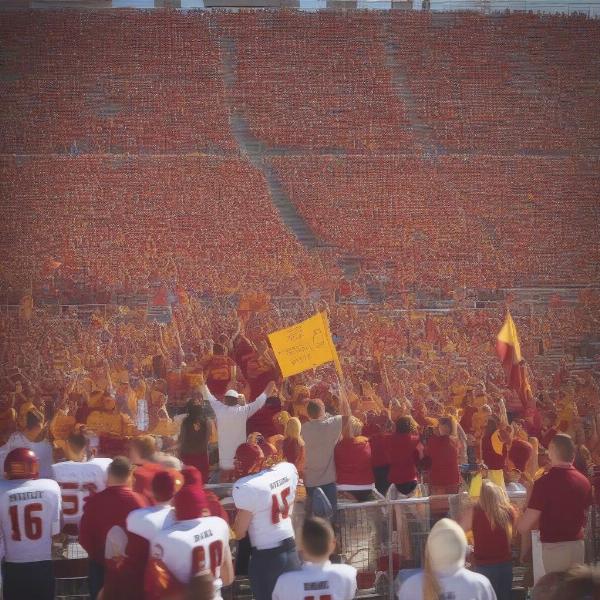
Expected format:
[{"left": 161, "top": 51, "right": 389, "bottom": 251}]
[
  {"left": 51, "top": 431, "right": 111, "bottom": 535},
  {"left": 232, "top": 442, "right": 301, "bottom": 600},
  {"left": 273, "top": 517, "right": 357, "bottom": 600},
  {"left": 0, "top": 447, "right": 62, "bottom": 600},
  {"left": 1, "top": 411, "right": 54, "bottom": 479},
  {"left": 201, "top": 377, "right": 276, "bottom": 481},
  {"left": 146, "top": 478, "right": 233, "bottom": 599}
]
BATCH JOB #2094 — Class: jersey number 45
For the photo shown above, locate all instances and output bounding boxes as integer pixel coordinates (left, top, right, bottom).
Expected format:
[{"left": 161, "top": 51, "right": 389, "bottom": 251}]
[{"left": 271, "top": 486, "right": 291, "bottom": 524}]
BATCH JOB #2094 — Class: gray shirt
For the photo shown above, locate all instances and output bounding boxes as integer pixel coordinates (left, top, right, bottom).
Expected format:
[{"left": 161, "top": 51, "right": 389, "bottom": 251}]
[{"left": 301, "top": 415, "right": 343, "bottom": 488}]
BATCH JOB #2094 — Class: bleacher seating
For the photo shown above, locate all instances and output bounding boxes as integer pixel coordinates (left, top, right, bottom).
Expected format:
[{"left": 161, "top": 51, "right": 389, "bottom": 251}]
[
  {"left": 271, "top": 155, "right": 600, "bottom": 291},
  {"left": 0, "top": 10, "right": 236, "bottom": 155},
  {"left": 0, "top": 9, "right": 599, "bottom": 300},
  {"left": 0, "top": 155, "right": 328, "bottom": 298}
]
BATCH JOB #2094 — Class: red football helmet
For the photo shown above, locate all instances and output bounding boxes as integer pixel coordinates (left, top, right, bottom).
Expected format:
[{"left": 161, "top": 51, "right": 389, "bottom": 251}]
[
  {"left": 4, "top": 448, "right": 39, "bottom": 480},
  {"left": 233, "top": 443, "right": 264, "bottom": 479}
]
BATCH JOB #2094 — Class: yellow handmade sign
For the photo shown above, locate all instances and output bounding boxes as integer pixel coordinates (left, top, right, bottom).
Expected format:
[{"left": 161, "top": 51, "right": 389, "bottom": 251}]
[{"left": 268, "top": 312, "right": 341, "bottom": 378}]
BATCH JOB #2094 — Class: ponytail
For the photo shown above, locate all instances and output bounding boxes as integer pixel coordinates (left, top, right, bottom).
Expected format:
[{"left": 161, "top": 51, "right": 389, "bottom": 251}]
[{"left": 422, "top": 546, "right": 441, "bottom": 600}]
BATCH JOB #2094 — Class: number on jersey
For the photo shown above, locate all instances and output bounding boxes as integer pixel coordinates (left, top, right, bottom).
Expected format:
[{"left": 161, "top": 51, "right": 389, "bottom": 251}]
[
  {"left": 305, "top": 596, "right": 331, "bottom": 600},
  {"left": 59, "top": 482, "right": 97, "bottom": 515},
  {"left": 191, "top": 540, "right": 223, "bottom": 578},
  {"left": 271, "top": 486, "right": 291, "bottom": 524},
  {"left": 9, "top": 503, "right": 43, "bottom": 541}
]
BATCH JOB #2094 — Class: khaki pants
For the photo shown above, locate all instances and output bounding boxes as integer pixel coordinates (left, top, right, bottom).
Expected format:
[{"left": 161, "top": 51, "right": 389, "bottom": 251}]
[{"left": 541, "top": 540, "right": 585, "bottom": 573}]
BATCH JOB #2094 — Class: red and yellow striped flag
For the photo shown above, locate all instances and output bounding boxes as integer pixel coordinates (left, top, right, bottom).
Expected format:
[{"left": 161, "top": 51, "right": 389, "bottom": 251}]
[{"left": 496, "top": 312, "right": 532, "bottom": 408}]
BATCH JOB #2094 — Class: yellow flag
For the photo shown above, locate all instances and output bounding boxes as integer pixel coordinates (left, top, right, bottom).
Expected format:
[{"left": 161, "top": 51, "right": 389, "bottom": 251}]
[{"left": 268, "top": 312, "right": 341, "bottom": 378}]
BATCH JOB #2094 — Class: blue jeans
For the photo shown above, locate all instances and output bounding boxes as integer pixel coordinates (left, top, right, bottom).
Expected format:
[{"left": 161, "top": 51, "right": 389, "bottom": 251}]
[
  {"left": 475, "top": 561, "right": 513, "bottom": 600},
  {"left": 248, "top": 538, "right": 300, "bottom": 600},
  {"left": 307, "top": 482, "right": 338, "bottom": 519},
  {"left": 87, "top": 560, "right": 104, "bottom": 600}
]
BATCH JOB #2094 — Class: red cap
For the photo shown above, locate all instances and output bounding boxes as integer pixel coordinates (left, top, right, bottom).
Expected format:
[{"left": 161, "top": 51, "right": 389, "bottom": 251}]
[
  {"left": 151, "top": 469, "right": 183, "bottom": 503},
  {"left": 4, "top": 448, "right": 39, "bottom": 480},
  {"left": 181, "top": 465, "right": 203, "bottom": 487},
  {"left": 234, "top": 443, "right": 264, "bottom": 476},
  {"left": 174, "top": 484, "right": 208, "bottom": 521},
  {"left": 509, "top": 439, "right": 533, "bottom": 472}
]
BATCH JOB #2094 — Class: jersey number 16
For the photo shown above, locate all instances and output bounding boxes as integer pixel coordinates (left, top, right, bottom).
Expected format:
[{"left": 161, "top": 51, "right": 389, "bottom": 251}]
[{"left": 9, "top": 503, "right": 43, "bottom": 541}]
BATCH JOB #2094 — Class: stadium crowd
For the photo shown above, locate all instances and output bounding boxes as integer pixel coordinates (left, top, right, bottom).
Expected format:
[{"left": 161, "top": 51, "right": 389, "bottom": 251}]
[
  {"left": 0, "top": 7, "right": 599, "bottom": 600},
  {"left": 0, "top": 294, "right": 598, "bottom": 600}
]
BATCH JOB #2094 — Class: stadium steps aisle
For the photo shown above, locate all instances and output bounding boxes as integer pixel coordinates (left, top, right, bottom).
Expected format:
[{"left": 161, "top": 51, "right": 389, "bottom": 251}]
[
  {"left": 215, "top": 27, "right": 381, "bottom": 289},
  {"left": 217, "top": 34, "right": 323, "bottom": 250},
  {"left": 382, "top": 22, "right": 447, "bottom": 159}
]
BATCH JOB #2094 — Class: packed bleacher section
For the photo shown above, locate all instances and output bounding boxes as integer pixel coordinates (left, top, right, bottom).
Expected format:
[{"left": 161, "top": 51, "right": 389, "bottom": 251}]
[
  {"left": 218, "top": 10, "right": 415, "bottom": 152},
  {"left": 389, "top": 11, "right": 600, "bottom": 154},
  {"left": 271, "top": 155, "right": 600, "bottom": 290},
  {"left": 1, "top": 10, "right": 599, "bottom": 301},
  {"left": 0, "top": 10, "right": 235, "bottom": 155},
  {"left": 0, "top": 155, "right": 332, "bottom": 301}
]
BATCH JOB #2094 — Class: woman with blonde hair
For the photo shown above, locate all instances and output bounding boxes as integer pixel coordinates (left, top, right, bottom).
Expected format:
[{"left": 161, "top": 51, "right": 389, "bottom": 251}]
[
  {"left": 282, "top": 416, "right": 305, "bottom": 477},
  {"left": 458, "top": 480, "right": 516, "bottom": 600},
  {"left": 397, "top": 518, "right": 496, "bottom": 600}
]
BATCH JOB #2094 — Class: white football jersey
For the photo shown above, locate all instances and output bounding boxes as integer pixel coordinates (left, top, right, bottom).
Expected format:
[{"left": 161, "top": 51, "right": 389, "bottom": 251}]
[
  {"left": 127, "top": 504, "right": 175, "bottom": 542},
  {"left": 0, "top": 477, "right": 61, "bottom": 562},
  {"left": 232, "top": 462, "right": 298, "bottom": 550},
  {"left": 273, "top": 562, "right": 358, "bottom": 600},
  {"left": 150, "top": 516, "right": 230, "bottom": 597},
  {"left": 51, "top": 458, "right": 111, "bottom": 528}
]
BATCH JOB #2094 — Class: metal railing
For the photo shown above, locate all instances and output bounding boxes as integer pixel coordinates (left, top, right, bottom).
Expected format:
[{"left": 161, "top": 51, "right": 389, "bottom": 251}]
[{"left": 50, "top": 488, "right": 599, "bottom": 599}]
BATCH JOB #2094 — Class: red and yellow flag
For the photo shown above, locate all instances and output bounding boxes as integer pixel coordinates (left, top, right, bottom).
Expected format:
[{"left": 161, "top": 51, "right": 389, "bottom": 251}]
[{"left": 496, "top": 312, "right": 532, "bottom": 409}]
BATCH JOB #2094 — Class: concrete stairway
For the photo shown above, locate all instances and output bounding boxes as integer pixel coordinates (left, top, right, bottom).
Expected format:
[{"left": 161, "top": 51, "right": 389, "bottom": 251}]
[
  {"left": 383, "top": 23, "right": 447, "bottom": 158},
  {"left": 219, "top": 35, "right": 323, "bottom": 250}
]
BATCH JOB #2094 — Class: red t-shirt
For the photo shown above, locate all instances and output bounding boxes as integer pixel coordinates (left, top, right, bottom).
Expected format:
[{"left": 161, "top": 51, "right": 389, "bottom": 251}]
[
  {"left": 282, "top": 438, "right": 305, "bottom": 472},
  {"left": 79, "top": 485, "right": 148, "bottom": 564},
  {"left": 246, "top": 401, "right": 281, "bottom": 438},
  {"left": 334, "top": 437, "right": 374, "bottom": 486},
  {"left": 425, "top": 435, "right": 460, "bottom": 486},
  {"left": 528, "top": 465, "right": 593, "bottom": 543},
  {"left": 472, "top": 505, "right": 516, "bottom": 565},
  {"left": 539, "top": 427, "right": 558, "bottom": 449},
  {"left": 481, "top": 431, "right": 507, "bottom": 470},
  {"left": 369, "top": 432, "right": 391, "bottom": 468},
  {"left": 459, "top": 406, "right": 477, "bottom": 435},
  {"left": 387, "top": 433, "right": 421, "bottom": 485}
]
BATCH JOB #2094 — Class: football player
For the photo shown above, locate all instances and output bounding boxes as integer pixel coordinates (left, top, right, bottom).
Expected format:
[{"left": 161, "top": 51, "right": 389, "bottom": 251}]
[
  {"left": 127, "top": 468, "right": 182, "bottom": 544},
  {"left": 51, "top": 431, "right": 111, "bottom": 535},
  {"left": 0, "top": 448, "right": 62, "bottom": 600},
  {"left": 146, "top": 477, "right": 233, "bottom": 599},
  {"left": 232, "top": 442, "right": 300, "bottom": 600},
  {"left": 273, "top": 517, "right": 357, "bottom": 600}
]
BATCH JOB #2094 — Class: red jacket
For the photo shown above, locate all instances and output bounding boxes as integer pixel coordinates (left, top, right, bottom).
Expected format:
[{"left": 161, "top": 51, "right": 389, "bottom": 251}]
[{"left": 79, "top": 485, "right": 148, "bottom": 564}]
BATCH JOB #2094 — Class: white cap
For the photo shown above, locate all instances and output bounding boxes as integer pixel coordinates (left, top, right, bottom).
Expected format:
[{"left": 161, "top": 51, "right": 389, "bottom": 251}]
[
  {"left": 224, "top": 389, "right": 241, "bottom": 399},
  {"left": 426, "top": 518, "right": 467, "bottom": 575}
]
